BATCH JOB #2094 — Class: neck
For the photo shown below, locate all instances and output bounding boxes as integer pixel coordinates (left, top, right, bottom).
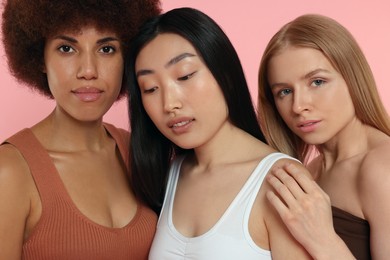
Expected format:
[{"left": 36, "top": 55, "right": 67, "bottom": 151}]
[
  {"left": 319, "top": 117, "right": 368, "bottom": 170},
  {"left": 191, "top": 123, "right": 266, "bottom": 171},
  {"left": 32, "top": 109, "right": 110, "bottom": 152}
]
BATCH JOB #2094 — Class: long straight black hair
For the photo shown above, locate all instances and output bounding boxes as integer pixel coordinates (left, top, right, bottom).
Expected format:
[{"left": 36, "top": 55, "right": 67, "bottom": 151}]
[{"left": 127, "top": 7, "right": 266, "bottom": 213}]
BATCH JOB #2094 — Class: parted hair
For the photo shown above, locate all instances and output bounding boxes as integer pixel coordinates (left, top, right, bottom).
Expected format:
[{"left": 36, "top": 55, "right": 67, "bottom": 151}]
[
  {"left": 258, "top": 14, "right": 390, "bottom": 163},
  {"left": 2, "top": 0, "right": 161, "bottom": 98}
]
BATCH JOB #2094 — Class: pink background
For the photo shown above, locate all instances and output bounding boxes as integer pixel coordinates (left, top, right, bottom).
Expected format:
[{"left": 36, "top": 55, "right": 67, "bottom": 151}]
[{"left": 1, "top": 0, "right": 389, "bottom": 141}]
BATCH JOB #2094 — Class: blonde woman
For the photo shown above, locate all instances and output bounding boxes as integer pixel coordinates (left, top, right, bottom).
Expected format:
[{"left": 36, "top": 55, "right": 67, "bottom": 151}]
[{"left": 258, "top": 14, "right": 390, "bottom": 259}]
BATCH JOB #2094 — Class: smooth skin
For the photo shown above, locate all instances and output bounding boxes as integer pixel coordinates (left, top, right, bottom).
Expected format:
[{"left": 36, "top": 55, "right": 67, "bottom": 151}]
[
  {"left": 265, "top": 46, "right": 390, "bottom": 259},
  {"left": 0, "top": 26, "right": 137, "bottom": 259},
  {"left": 135, "top": 33, "right": 311, "bottom": 259}
]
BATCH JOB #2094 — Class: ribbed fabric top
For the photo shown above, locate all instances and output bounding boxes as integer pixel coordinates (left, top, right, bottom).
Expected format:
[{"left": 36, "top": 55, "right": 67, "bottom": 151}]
[
  {"left": 332, "top": 206, "right": 371, "bottom": 260},
  {"left": 3, "top": 123, "right": 157, "bottom": 260}
]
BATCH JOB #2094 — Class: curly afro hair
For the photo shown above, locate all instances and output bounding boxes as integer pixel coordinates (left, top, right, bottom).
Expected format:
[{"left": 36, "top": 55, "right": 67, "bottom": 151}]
[{"left": 1, "top": 0, "right": 161, "bottom": 98}]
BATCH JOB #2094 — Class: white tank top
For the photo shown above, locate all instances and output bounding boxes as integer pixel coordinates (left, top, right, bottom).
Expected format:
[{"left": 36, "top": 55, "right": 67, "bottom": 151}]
[{"left": 149, "top": 152, "right": 296, "bottom": 260}]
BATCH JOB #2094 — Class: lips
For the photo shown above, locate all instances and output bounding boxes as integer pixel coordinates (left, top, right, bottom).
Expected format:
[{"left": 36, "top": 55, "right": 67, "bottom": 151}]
[
  {"left": 297, "top": 120, "right": 320, "bottom": 133},
  {"left": 299, "top": 121, "right": 316, "bottom": 127},
  {"left": 167, "top": 117, "right": 195, "bottom": 134},
  {"left": 72, "top": 87, "right": 103, "bottom": 102},
  {"left": 171, "top": 120, "right": 193, "bottom": 128}
]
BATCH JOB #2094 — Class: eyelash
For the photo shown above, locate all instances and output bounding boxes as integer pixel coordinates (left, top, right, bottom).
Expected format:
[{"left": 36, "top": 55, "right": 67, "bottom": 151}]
[
  {"left": 178, "top": 71, "right": 196, "bottom": 81},
  {"left": 141, "top": 70, "right": 197, "bottom": 94},
  {"left": 275, "top": 78, "right": 326, "bottom": 97},
  {"left": 57, "top": 45, "right": 116, "bottom": 54},
  {"left": 58, "top": 45, "right": 74, "bottom": 53},
  {"left": 278, "top": 89, "right": 292, "bottom": 97},
  {"left": 99, "top": 45, "right": 116, "bottom": 54},
  {"left": 143, "top": 86, "right": 157, "bottom": 94},
  {"left": 311, "top": 79, "right": 325, "bottom": 87}
]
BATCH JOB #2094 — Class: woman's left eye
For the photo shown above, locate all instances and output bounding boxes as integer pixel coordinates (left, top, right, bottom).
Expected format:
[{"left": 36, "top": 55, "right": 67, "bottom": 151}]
[
  {"left": 100, "top": 46, "right": 115, "bottom": 54},
  {"left": 311, "top": 79, "right": 325, "bottom": 87},
  {"left": 178, "top": 72, "right": 196, "bottom": 81}
]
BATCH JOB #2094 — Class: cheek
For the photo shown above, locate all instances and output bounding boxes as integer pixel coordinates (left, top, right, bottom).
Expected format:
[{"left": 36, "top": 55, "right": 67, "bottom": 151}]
[
  {"left": 200, "top": 87, "right": 227, "bottom": 116},
  {"left": 113, "top": 63, "right": 124, "bottom": 79},
  {"left": 103, "top": 60, "right": 123, "bottom": 82},
  {"left": 46, "top": 67, "right": 72, "bottom": 93},
  {"left": 114, "top": 59, "right": 124, "bottom": 74},
  {"left": 142, "top": 97, "right": 160, "bottom": 124},
  {"left": 275, "top": 100, "right": 297, "bottom": 130},
  {"left": 275, "top": 100, "right": 290, "bottom": 120},
  {"left": 46, "top": 59, "right": 74, "bottom": 82}
]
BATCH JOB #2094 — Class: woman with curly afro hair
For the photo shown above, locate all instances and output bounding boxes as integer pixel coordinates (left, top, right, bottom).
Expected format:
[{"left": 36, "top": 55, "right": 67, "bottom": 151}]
[{"left": 0, "top": 0, "right": 161, "bottom": 259}]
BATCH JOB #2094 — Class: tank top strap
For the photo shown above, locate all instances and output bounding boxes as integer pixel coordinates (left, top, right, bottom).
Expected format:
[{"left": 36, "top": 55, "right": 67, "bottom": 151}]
[
  {"left": 236, "top": 153, "right": 300, "bottom": 214},
  {"left": 249, "top": 152, "right": 298, "bottom": 190},
  {"left": 103, "top": 123, "right": 129, "bottom": 169},
  {"left": 158, "top": 155, "right": 185, "bottom": 224},
  {"left": 4, "top": 128, "right": 67, "bottom": 204}
]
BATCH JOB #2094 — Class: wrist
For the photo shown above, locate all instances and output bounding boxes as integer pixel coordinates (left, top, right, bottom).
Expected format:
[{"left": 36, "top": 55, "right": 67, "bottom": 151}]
[{"left": 311, "top": 234, "right": 356, "bottom": 260}]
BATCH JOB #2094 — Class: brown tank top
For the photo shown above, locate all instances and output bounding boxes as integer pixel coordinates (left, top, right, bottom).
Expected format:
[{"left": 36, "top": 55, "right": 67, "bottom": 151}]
[
  {"left": 332, "top": 206, "right": 371, "bottom": 259},
  {"left": 3, "top": 124, "right": 157, "bottom": 260}
]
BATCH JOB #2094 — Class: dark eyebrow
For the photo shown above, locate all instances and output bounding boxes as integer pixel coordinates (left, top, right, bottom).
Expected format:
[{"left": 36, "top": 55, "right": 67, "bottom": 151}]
[
  {"left": 136, "top": 52, "right": 196, "bottom": 78},
  {"left": 136, "top": 69, "right": 154, "bottom": 78},
  {"left": 165, "top": 52, "right": 196, "bottom": 68},
  {"left": 53, "top": 35, "right": 119, "bottom": 45},
  {"left": 97, "top": 37, "right": 120, "bottom": 45},
  {"left": 54, "top": 35, "right": 78, "bottom": 43}
]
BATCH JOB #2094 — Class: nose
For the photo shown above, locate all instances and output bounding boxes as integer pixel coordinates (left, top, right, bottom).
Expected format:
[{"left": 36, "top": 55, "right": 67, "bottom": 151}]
[
  {"left": 162, "top": 84, "right": 182, "bottom": 113},
  {"left": 77, "top": 52, "right": 98, "bottom": 80},
  {"left": 292, "top": 89, "right": 311, "bottom": 114}
]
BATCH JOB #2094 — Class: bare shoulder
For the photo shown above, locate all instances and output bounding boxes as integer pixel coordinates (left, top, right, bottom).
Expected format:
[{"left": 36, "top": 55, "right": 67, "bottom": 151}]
[
  {"left": 271, "top": 155, "right": 313, "bottom": 180},
  {"left": 0, "top": 143, "right": 35, "bottom": 202},
  {"left": 0, "top": 143, "right": 31, "bottom": 179},
  {"left": 358, "top": 139, "right": 390, "bottom": 210},
  {"left": 360, "top": 127, "right": 390, "bottom": 173},
  {"left": 359, "top": 139, "right": 390, "bottom": 182},
  {"left": 260, "top": 155, "right": 311, "bottom": 259},
  {"left": 357, "top": 135, "right": 390, "bottom": 257},
  {"left": 0, "top": 144, "right": 35, "bottom": 257},
  {"left": 247, "top": 155, "right": 310, "bottom": 258},
  {"left": 0, "top": 142, "right": 39, "bottom": 208}
]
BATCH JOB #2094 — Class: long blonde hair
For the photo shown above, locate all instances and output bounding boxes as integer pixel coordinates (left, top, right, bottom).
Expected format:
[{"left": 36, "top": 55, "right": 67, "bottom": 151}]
[{"left": 258, "top": 14, "right": 390, "bottom": 163}]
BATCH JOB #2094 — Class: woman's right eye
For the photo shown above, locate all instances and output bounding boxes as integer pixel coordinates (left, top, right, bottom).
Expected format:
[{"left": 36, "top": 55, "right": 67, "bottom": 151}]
[
  {"left": 271, "top": 84, "right": 293, "bottom": 99},
  {"left": 58, "top": 45, "right": 75, "bottom": 53},
  {"left": 277, "top": 88, "right": 292, "bottom": 98},
  {"left": 143, "top": 86, "right": 158, "bottom": 94}
]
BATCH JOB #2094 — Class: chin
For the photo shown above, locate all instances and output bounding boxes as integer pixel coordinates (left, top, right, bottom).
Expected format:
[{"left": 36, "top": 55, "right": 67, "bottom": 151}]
[
  {"left": 302, "top": 138, "right": 325, "bottom": 146},
  {"left": 170, "top": 139, "right": 198, "bottom": 150},
  {"left": 174, "top": 143, "right": 195, "bottom": 150}
]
